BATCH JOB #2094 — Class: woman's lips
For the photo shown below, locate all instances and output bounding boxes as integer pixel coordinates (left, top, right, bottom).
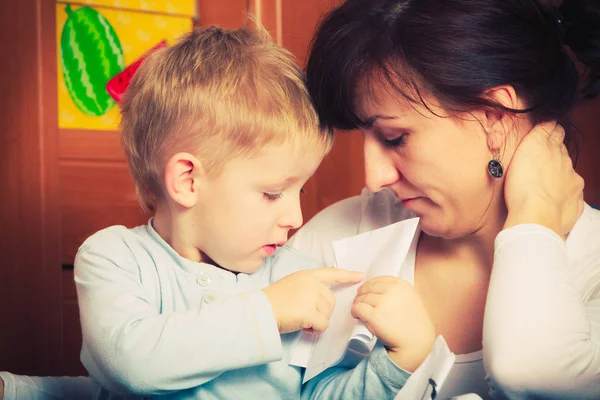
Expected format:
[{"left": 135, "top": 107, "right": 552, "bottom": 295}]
[{"left": 400, "top": 197, "right": 421, "bottom": 207}]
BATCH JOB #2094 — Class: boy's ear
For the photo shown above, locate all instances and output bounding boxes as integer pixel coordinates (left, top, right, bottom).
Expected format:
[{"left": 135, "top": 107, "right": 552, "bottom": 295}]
[
  {"left": 163, "top": 152, "right": 205, "bottom": 209},
  {"left": 481, "top": 85, "right": 519, "bottom": 152}
]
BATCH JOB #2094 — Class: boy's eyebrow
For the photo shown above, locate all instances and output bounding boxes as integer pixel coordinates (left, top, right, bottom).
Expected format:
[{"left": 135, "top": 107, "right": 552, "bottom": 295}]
[
  {"left": 282, "top": 175, "right": 302, "bottom": 184},
  {"left": 270, "top": 175, "right": 304, "bottom": 187}
]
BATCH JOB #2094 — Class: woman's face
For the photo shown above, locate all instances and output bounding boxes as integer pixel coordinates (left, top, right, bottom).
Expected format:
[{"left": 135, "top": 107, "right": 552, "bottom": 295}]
[{"left": 354, "top": 79, "right": 506, "bottom": 239}]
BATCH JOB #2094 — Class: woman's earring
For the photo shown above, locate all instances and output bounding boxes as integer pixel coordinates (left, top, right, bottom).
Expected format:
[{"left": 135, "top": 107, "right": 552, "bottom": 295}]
[{"left": 487, "top": 150, "right": 503, "bottom": 179}]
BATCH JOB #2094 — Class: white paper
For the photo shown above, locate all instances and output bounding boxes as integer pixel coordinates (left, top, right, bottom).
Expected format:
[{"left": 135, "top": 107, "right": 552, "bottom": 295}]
[{"left": 290, "top": 218, "right": 420, "bottom": 382}]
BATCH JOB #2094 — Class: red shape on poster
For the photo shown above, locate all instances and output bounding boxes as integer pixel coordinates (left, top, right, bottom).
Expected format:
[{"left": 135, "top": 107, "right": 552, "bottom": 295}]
[{"left": 106, "top": 40, "right": 168, "bottom": 103}]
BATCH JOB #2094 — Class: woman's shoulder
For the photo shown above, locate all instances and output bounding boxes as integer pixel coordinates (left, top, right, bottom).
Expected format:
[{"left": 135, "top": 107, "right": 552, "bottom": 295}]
[
  {"left": 567, "top": 204, "right": 600, "bottom": 300},
  {"left": 300, "top": 188, "right": 413, "bottom": 237},
  {"left": 289, "top": 188, "right": 415, "bottom": 264},
  {"left": 569, "top": 204, "right": 600, "bottom": 252}
]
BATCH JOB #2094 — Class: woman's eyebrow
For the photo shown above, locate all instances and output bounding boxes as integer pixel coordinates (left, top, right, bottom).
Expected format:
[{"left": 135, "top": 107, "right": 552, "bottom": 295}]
[{"left": 361, "top": 114, "right": 400, "bottom": 127}]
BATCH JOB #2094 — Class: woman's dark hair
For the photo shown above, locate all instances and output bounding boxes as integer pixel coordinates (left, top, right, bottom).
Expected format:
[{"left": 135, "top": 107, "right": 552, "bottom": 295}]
[{"left": 306, "top": 0, "right": 600, "bottom": 147}]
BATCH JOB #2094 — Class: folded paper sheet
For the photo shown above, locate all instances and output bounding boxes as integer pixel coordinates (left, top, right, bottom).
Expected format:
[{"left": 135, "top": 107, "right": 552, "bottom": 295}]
[{"left": 290, "top": 218, "right": 420, "bottom": 382}]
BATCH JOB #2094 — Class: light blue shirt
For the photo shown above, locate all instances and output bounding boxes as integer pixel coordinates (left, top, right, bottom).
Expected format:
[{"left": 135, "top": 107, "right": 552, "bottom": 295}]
[{"left": 72, "top": 220, "right": 410, "bottom": 399}]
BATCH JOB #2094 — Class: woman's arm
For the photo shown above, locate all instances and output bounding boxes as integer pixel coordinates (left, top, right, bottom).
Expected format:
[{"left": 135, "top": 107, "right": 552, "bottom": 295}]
[{"left": 484, "top": 216, "right": 600, "bottom": 399}]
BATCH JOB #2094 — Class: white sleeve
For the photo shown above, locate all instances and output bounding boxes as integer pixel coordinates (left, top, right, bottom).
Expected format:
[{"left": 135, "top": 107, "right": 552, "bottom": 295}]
[
  {"left": 75, "top": 233, "right": 282, "bottom": 396},
  {"left": 0, "top": 372, "right": 92, "bottom": 400},
  {"left": 483, "top": 223, "right": 600, "bottom": 399}
]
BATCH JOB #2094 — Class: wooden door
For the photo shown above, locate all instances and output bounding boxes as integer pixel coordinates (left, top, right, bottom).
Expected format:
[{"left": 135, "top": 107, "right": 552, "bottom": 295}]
[{"left": 0, "top": 0, "right": 63, "bottom": 374}]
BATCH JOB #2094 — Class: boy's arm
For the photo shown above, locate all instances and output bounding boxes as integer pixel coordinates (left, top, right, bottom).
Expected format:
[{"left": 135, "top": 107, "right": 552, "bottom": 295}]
[
  {"left": 75, "top": 233, "right": 282, "bottom": 396},
  {"left": 301, "top": 341, "right": 410, "bottom": 399}
]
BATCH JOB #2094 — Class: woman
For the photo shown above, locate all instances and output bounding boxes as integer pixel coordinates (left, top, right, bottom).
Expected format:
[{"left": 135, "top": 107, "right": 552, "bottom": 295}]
[{"left": 289, "top": 0, "right": 599, "bottom": 398}]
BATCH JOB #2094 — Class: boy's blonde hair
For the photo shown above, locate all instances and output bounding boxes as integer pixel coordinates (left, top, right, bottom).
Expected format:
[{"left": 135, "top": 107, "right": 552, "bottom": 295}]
[{"left": 120, "top": 24, "right": 332, "bottom": 212}]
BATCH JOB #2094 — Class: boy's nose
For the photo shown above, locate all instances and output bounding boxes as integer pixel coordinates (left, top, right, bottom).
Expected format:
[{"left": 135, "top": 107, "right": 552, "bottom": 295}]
[{"left": 280, "top": 197, "right": 303, "bottom": 230}]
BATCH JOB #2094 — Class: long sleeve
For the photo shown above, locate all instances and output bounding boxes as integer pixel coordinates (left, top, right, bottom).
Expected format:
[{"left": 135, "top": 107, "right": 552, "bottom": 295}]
[
  {"left": 301, "top": 341, "right": 410, "bottom": 399},
  {"left": 75, "top": 230, "right": 282, "bottom": 396},
  {"left": 0, "top": 372, "right": 92, "bottom": 400},
  {"left": 484, "top": 221, "right": 600, "bottom": 399}
]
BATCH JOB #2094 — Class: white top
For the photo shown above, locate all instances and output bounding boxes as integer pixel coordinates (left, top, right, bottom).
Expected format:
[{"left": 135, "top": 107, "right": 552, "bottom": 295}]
[{"left": 289, "top": 188, "right": 600, "bottom": 399}]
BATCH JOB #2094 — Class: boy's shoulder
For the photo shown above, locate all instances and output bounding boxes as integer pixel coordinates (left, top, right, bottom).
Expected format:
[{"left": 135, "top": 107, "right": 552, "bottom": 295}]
[
  {"left": 78, "top": 224, "right": 150, "bottom": 252},
  {"left": 74, "top": 223, "right": 159, "bottom": 274},
  {"left": 267, "top": 245, "right": 322, "bottom": 283}
]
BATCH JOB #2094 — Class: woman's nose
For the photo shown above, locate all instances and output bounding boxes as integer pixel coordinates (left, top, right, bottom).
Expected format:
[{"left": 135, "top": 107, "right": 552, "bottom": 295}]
[{"left": 363, "top": 134, "right": 401, "bottom": 192}]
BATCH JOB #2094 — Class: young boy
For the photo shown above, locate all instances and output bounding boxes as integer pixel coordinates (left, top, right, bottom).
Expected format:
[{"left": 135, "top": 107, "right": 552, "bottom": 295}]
[{"left": 0, "top": 25, "right": 412, "bottom": 399}]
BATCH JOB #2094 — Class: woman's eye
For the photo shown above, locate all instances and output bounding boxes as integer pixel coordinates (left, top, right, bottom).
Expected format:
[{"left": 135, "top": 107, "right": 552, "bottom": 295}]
[
  {"left": 383, "top": 134, "right": 406, "bottom": 148},
  {"left": 263, "top": 192, "right": 283, "bottom": 201}
]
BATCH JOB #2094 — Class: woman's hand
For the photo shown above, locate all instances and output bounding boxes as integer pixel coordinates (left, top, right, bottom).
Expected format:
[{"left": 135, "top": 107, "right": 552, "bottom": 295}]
[
  {"left": 351, "top": 276, "right": 436, "bottom": 372},
  {"left": 503, "top": 121, "right": 584, "bottom": 237}
]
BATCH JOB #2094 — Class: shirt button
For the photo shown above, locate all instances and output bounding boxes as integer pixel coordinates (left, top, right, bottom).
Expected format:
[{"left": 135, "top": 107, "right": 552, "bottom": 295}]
[
  {"left": 197, "top": 273, "right": 211, "bottom": 287},
  {"left": 203, "top": 292, "right": 216, "bottom": 303}
]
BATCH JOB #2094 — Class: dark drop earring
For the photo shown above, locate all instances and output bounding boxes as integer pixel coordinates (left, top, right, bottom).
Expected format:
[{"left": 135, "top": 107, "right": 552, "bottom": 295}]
[{"left": 487, "top": 151, "right": 503, "bottom": 179}]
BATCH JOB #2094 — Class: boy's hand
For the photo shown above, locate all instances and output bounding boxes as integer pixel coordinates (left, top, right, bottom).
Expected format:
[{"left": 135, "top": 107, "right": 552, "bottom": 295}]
[
  {"left": 0, "top": 376, "right": 4, "bottom": 400},
  {"left": 351, "top": 276, "right": 436, "bottom": 372},
  {"left": 263, "top": 268, "right": 364, "bottom": 334}
]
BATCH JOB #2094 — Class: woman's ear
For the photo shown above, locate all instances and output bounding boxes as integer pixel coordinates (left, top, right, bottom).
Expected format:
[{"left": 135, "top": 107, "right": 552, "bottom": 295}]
[
  {"left": 482, "top": 85, "right": 520, "bottom": 152},
  {"left": 163, "top": 152, "right": 205, "bottom": 209}
]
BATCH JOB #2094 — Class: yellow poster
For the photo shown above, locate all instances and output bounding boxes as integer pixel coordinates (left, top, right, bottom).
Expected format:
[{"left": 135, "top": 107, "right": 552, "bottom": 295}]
[
  {"left": 72, "top": 0, "right": 195, "bottom": 17},
  {"left": 56, "top": 1, "right": 195, "bottom": 130}
]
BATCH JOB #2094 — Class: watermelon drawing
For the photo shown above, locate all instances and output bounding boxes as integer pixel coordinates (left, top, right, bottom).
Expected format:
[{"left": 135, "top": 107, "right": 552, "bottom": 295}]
[
  {"left": 106, "top": 40, "right": 168, "bottom": 103},
  {"left": 60, "top": 5, "right": 125, "bottom": 116}
]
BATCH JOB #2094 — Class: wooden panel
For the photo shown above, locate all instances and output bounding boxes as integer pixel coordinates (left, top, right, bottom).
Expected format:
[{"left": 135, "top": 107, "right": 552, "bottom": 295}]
[
  {"left": 0, "top": 0, "right": 63, "bottom": 374},
  {"left": 60, "top": 161, "right": 149, "bottom": 264},
  {"left": 62, "top": 268, "right": 87, "bottom": 375},
  {"left": 281, "top": 0, "right": 342, "bottom": 66},
  {"left": 63, "top": 302, "right": 88, "bottom": 376},
  {"left": 248, "top": 0, "right": 282, "bottom": 44},
  {"left": 60, "top": 129, "right": 126, "bottom": 162},
  {"left": 62, "top": 266, "right": 78, "bottom": 301},
  {"left": 197, "top": 0, "right": 247, "bottom": 28},
  {"left": 281, "top": 0, "right": 365, "bottom": 224},
  {"left": 571, "top": 97, "right": 600, "bottom": 207}
]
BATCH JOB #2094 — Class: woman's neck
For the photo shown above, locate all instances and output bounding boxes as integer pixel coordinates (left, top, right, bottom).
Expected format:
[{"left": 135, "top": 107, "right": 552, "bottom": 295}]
[{"left": 422, "top": 205, "right": 508, "bottom": 271}]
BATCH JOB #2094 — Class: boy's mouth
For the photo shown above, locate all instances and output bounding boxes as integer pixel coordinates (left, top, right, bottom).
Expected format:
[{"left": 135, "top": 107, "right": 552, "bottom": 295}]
[
  {"left": 263, "top": 242, "right": 285, "bottom": 256},
  {"left": 263, "top": 244, "right": 277, "bottom": 256}
]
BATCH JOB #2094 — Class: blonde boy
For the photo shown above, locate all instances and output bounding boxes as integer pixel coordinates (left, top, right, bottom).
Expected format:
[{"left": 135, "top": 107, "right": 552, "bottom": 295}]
[{"left": 0, "top": 25, "right": 413, "bottom": 400}]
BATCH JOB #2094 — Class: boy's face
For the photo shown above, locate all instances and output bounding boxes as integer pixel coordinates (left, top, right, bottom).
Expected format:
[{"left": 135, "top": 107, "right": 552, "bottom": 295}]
[{"left": 194, "top": 140, "right": 325, "bottom": 274}]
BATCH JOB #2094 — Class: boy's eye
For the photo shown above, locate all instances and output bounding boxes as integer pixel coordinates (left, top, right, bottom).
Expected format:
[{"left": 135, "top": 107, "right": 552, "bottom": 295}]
[
  {"left": 383, "top": 134, "right": 406, "bottom": 148},
  {"left": 263, "top": 192, "right": 283, "bottom": 201}
]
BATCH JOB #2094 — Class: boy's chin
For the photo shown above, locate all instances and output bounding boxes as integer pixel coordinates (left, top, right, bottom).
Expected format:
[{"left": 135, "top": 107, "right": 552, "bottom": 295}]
[{"left": 227, "top": 258, "right": 266, "bottom": 275}]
